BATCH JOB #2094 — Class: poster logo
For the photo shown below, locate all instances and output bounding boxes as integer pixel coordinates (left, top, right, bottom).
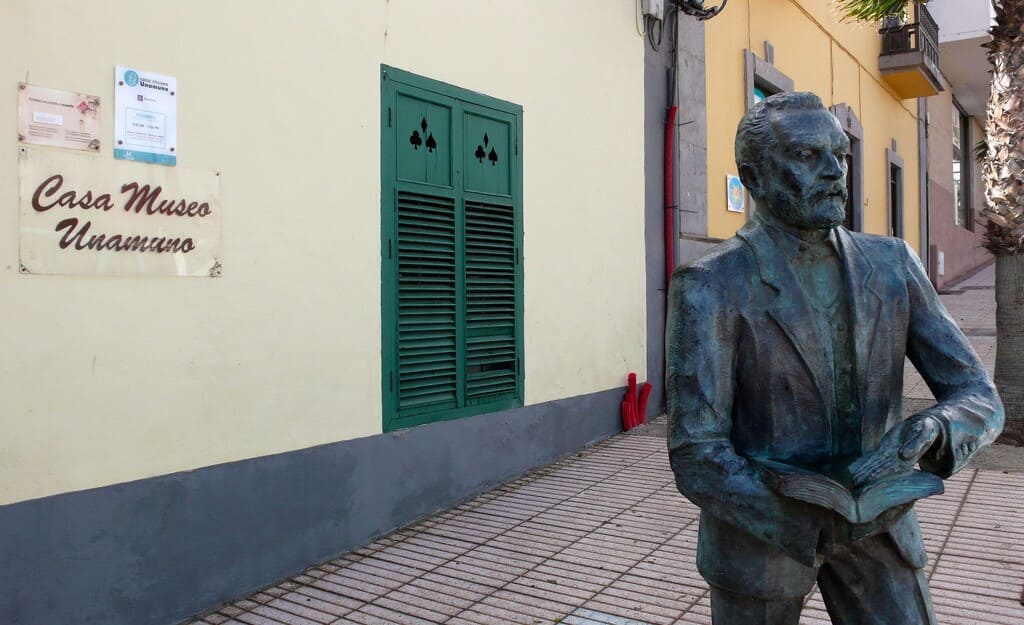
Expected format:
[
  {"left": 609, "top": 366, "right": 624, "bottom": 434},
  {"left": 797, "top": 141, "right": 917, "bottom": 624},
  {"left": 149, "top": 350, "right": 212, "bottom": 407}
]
[{"left": 124, "top": 70, "right": 139, "bottom": 87}]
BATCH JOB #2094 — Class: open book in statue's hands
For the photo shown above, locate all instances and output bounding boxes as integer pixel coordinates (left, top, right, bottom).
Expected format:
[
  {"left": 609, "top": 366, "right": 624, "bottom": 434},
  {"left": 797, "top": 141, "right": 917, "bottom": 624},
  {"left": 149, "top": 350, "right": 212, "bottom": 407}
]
[{"left": 752, "top": 457, "right": 944, "bottom": 524}]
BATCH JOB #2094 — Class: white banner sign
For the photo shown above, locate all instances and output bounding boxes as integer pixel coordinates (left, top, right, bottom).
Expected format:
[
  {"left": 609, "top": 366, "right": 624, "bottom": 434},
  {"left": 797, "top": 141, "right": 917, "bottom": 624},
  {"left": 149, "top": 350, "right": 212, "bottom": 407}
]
[
  {"left": 114, "top": 66, "right": 177, "bottom": 166},
  {"left": 19, "top": 148, "right": 221, "bottom": 277}
]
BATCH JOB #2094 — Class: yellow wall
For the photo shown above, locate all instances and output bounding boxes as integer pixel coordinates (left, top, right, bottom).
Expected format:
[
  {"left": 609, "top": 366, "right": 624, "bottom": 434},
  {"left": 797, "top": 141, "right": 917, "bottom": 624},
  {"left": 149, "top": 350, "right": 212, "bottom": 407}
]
[
  {"left": 831, "top": 43, "right": 861, "bottom": 111},
  {"left": 0, "top": 0, "right": 646, "bottom": 505},
  {"left": 705, "top": 0, "right": 751, "bottom": 238},
  {"left": 705, "top": 0, "right": 922, "bottom": 250},
  {"left": 859, "top": 71, "right": 921, "bottom": 237}
]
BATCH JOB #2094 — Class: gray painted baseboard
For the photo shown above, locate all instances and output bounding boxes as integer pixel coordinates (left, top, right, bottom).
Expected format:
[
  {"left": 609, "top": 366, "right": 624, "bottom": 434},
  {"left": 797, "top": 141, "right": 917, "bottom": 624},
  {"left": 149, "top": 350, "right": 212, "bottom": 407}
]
[{"left": 0, "top": 388, "right": 623, "bottom": 625}]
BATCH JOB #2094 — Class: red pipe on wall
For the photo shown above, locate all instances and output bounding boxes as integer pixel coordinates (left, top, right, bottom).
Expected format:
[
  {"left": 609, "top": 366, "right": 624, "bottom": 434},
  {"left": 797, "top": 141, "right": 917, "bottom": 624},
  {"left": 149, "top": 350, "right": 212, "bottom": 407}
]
[{"left": 664, "top": 105, "right": 678, "bottom": 289}]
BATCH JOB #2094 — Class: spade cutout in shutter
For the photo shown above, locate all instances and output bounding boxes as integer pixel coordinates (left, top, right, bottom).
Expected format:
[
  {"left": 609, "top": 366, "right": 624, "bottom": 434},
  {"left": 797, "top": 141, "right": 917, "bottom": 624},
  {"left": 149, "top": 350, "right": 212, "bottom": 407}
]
[{"left": 465, "top": 113, "right": 511, "bottom": 195}]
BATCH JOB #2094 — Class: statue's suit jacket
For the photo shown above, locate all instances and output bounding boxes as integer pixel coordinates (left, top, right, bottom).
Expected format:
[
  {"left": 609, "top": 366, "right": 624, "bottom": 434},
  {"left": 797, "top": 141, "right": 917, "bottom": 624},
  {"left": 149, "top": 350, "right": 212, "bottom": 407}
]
[{"left": 666, "top": 219, "right": 1003, "bottom": 599}]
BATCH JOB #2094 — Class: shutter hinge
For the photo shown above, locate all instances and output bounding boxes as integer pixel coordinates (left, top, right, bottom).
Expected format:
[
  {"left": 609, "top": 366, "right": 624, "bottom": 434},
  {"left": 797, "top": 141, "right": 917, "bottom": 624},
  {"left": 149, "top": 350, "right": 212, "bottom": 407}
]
[
  {"left": 388, "top": 238, "right": 393, "bottom": 259},
  {"left": 516, "top": 246, "right": 521, "bottom": 265},
  {"left": 388, "top": 107, "right": 392, "bottom": 128},
  {"left": 390, "top": 370, "right": 394, "bottom": 392},
  {"left": 516, "top": 357, "right": 521, "bottom": 376},
  {"left": 515, "top": 140, "right": 518, "bottom": 155}
]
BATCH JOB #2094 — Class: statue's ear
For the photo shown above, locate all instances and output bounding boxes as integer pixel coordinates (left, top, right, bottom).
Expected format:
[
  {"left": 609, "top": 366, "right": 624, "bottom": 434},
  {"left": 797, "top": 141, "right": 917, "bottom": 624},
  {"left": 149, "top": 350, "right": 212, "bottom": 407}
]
[{"left": 739, "top": 163, "right": 762, "bottom": 198}]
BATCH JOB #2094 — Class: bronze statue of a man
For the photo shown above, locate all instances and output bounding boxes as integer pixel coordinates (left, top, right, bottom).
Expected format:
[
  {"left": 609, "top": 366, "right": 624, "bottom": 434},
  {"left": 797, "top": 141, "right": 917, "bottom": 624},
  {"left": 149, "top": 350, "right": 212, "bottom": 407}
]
[{"left": 666, "top": 92, "right": 1004, "bottom": 625}]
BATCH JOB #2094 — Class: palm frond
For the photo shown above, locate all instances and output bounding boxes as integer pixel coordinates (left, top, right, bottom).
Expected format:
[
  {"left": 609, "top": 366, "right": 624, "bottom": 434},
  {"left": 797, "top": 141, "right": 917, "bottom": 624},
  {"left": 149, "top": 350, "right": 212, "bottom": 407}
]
[
  {"left": 975, "top": 139, "right": 989, "bottom": 164},
  {"left": 834, "top": 0, "right": 915, "bottom": 22}
]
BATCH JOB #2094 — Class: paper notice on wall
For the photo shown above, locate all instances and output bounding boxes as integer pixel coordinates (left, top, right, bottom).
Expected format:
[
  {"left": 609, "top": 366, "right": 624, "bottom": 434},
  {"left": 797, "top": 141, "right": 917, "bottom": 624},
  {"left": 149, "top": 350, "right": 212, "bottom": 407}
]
[
  {"left": 19, "top": 147, "right": 221, "bottom": 277},
  {"left": 18, "top": 83, "right": 101, "bottom": 152},
  {"left": 114, "top": 66, "right": 177, "bottom": 166}
]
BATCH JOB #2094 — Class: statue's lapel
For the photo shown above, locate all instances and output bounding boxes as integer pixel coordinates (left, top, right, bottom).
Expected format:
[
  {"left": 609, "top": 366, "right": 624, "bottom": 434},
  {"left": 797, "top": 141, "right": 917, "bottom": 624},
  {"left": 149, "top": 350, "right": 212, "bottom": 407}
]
[
  {"left": 738, "top": 221, "right": 829, "bottom": 406},
  {"left": 834, "top": 227, "right": 883, "bottom": 407}
]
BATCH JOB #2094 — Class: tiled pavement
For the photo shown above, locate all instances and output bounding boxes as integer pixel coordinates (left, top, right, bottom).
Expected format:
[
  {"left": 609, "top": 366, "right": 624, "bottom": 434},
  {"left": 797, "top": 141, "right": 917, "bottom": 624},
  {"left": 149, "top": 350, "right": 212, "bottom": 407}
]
[
  {"left": 188, "top": 261, "right": 1024, "bottom": 625},
  {"left": 903, "top": 262, "right": 998, "bottom": 402}
]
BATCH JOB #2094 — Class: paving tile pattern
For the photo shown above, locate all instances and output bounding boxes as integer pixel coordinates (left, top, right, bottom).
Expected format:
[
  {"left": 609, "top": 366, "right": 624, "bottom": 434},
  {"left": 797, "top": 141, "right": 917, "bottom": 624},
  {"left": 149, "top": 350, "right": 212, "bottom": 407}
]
[
  {"left": 185, "top": 431, "right": 1024, "bottom": 625},
  {"left": 186, "top": 262, "right": 1024, "bottom": 625},
  {"left": 904, "top": 263, "right": 997, "bottom": 401}
]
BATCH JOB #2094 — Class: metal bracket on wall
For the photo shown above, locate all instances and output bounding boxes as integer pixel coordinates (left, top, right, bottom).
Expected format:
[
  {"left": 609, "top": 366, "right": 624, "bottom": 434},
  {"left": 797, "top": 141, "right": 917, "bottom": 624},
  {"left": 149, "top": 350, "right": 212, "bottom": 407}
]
[{"left": 672, "top": 0, "right": 729, "bottom": 21}]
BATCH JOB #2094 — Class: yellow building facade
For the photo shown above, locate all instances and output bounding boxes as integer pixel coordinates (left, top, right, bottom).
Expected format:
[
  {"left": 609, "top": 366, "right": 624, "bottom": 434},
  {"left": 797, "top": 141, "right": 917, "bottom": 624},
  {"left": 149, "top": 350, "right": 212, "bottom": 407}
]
[{"left": 701, "top": 0, "right": 923, "bottom": 251}]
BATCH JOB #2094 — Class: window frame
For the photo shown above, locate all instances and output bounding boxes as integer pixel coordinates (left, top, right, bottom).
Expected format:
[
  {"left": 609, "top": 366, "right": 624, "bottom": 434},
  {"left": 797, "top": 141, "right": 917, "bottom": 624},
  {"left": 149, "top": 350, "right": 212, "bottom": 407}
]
[
  {"left": 953, "top": 100, "right": 972, "bottom": 231},
  {"left": 829, "top": 103, "right": 865, "bottom": 232},
  {"left": 887, "top": 146, "right": 905, "bottom": 239},
  {"left": 743, "top": 49, "right": 793, "bottom": 219}
]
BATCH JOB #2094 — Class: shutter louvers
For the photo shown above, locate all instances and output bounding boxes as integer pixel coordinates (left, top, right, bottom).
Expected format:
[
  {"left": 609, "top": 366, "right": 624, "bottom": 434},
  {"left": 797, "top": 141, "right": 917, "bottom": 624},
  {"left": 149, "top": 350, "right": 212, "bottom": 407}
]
[
  {"left": 397, "top": 191, "right": 458, "bottom": 411},
  {"left": 464, "top": 199, "right": 517, "bottom": 401}
]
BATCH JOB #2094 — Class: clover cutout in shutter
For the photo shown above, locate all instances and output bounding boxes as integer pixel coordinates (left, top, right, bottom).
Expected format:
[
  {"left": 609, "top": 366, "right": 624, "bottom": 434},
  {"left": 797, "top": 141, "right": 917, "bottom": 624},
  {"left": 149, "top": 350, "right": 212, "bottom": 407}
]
[
  {"left": 411, "top": 117, "right": 438, "bottom": 151},
  {"left": 475, "top": 133, "right": 498, "bottom": 165}
]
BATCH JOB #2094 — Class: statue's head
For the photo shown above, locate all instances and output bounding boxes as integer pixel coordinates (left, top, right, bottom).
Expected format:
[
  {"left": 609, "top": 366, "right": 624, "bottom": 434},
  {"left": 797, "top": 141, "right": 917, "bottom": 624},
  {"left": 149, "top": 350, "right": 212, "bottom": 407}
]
[{"left": 735, "top": 92, "right": 850, "bottom": 230}]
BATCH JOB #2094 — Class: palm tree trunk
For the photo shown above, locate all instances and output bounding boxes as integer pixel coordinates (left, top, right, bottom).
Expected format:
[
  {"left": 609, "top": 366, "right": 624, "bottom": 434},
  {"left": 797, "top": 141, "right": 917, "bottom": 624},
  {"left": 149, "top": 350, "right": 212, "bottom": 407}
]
[
  {"left": 984, "top": 1, "right": 1024, "bottom": 445},
  {"left": 995, "top": 255, "right": 1024, "bottom": 444}
]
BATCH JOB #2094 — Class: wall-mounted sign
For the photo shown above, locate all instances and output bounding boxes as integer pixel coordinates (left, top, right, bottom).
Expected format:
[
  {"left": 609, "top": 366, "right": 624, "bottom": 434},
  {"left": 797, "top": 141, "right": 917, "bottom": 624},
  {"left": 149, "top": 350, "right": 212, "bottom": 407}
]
[
  {"left": 114, "top": 65, "right": 177, "bottom": 166},
  {"left": 19, "top": 148, "right": 221, "bottom": 277},
  {"left": 727, "top": 174, "right": 746, "bottom": 213},
  {"left": 18, "top": 83, "right": 100, "bottom": 152}
]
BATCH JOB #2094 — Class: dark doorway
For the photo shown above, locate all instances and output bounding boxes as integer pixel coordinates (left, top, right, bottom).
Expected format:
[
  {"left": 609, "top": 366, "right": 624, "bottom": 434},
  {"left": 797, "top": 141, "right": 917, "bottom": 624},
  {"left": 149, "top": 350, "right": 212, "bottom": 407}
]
[{"left": 890, "top": 163, "right": 904, "bottom": 238}]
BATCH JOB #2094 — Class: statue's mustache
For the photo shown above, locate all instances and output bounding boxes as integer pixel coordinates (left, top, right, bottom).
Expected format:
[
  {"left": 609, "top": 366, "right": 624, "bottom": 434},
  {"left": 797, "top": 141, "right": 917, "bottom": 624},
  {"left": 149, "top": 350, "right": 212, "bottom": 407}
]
[{"left": 808, "top": 185, "right": 848, "bottom": 204}]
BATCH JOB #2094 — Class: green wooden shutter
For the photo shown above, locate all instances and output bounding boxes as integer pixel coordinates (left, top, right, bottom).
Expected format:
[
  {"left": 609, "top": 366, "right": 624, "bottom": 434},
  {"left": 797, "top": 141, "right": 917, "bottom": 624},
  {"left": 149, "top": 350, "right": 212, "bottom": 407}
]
[
  {"left": 396, "top": 191, "right": 458, "bottom": 411},
  {"left": 464, "top": 199, "right": 517, "bottom": 403},
  {"left": 382, "top": 67, "right": 523, "bottom": 432},
  {"left": 462, "top": 106, "right": 518, "bottom": 404}
]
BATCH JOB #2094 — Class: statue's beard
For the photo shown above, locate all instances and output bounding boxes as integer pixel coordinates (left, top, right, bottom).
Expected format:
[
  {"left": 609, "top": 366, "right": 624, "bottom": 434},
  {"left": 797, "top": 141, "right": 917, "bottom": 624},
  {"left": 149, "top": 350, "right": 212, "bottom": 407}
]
[{"left": 765, "top": 188, "right": 847, "bottom": 231}]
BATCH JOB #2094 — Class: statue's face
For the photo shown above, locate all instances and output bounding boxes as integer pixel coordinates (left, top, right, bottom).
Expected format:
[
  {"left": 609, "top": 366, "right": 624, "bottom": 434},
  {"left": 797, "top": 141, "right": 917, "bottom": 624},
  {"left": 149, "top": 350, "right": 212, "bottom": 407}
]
[{"left": 751, "top": 109, "right": 851, "bottom": 230}]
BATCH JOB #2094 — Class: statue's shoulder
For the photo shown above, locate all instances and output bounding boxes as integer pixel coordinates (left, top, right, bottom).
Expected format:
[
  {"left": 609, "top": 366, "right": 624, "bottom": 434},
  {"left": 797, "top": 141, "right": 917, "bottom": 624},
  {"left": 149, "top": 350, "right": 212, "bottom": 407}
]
[
  {"left": 842, "top": 229, "right": 909, "bottom": 262},
  {"left": 680, "top": 236, "right": 753, "bottom": 275},
  {"left": 670, "top": 236, "right": 754, "bottom": 301}
]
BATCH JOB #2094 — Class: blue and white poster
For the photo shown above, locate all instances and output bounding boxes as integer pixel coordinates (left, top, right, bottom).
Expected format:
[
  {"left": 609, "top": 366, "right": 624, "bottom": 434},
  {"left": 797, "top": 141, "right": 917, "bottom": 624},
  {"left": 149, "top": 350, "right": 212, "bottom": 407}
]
[
  {"left": 114, "top": 66, "right": 177, "bottom": 166},
  {"left": 726, "top": 174, "right": 745, "bottom": 213}
]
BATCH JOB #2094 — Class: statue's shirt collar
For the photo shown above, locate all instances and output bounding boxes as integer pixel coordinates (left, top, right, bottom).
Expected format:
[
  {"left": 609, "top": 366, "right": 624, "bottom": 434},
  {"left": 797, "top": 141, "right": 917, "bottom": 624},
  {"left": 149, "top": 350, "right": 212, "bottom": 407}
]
[{"left": 755, "top": 211, "right": 839, "bottom": 262}]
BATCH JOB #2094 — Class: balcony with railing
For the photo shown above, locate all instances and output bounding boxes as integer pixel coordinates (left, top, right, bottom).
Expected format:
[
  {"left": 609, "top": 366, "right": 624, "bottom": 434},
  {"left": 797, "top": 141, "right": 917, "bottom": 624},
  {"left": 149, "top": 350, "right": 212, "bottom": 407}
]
[{"left": 878, "top": 2, "right": 944, "bottom": 98}]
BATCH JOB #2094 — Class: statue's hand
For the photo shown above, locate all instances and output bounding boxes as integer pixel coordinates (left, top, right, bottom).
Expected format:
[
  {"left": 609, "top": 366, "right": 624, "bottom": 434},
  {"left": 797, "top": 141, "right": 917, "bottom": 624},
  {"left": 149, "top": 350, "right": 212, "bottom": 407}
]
[{"left": 849, "top": 415, "right": 940, "bottom": 487}]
